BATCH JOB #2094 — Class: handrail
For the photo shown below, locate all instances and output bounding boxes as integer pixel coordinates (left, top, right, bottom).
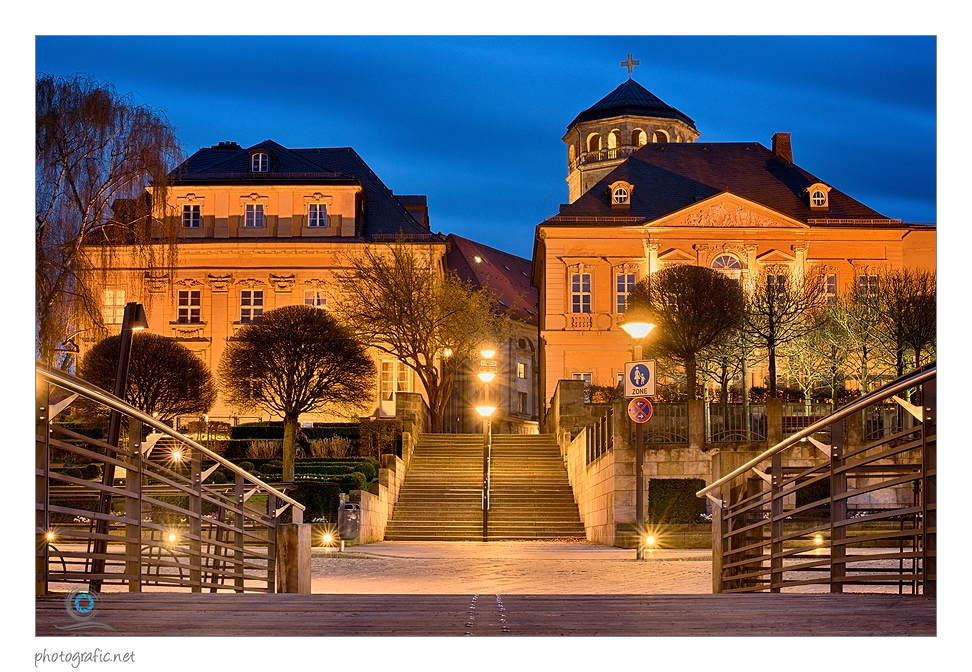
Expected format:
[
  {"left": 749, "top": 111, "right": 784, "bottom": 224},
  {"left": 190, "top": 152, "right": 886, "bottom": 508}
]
[
  {"left": 36, "top": 363, "right": 305, "bottom": 512},
  {"left": 696, "top": 363, "right": 936, "bottom": 500}
]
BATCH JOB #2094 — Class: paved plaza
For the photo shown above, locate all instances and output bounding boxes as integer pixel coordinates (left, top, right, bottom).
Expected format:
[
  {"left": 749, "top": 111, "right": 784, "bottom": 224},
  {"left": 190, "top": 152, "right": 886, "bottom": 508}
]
[{"left": 312, "top": 540, "right": 713, "bottom": 594}]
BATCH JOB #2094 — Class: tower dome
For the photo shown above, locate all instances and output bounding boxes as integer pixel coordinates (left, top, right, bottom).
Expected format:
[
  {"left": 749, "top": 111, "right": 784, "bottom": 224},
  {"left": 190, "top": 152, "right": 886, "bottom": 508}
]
[{"left": 564, "top": 66, "right": 700, "bottom": 203}]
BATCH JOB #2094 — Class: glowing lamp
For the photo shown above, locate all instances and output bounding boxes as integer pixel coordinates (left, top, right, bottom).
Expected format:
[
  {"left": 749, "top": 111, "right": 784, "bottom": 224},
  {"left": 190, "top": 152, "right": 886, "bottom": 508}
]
[
  {"left": 621, "top": 320, "right": 655, "bottom": 340},
  {"left": 480, "top": 348, "right": 496, "bottom": 359},
  {"left": 475, "top": 406, "right": 496, "bottom": 417},
  {"left": 478, "top": 371, "right": 496, "bottom": 383}
]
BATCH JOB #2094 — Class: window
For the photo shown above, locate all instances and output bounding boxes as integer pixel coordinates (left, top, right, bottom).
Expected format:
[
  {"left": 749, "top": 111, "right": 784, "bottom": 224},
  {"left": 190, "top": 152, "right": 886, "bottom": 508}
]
[
  {"left": 859, "top": 273, "right": 878, "bottom": 295},
  {"left": 572, "top": 373, "right": 592, "bottom": 387},
  {"left": 177, "top": 290, "right": 201, "bottom": 324},
  {"left": 824, "top": 273, "right": 838, "bottom": 307},
  {"left": 380, "top": 361, "right": 410, "bottom": 401},
  {"left": 517, "top": 392, "right": 529, "bottom": 414},
  {"left": 612, "top": 186, "right": 629, "bottom": 205},
  {"left": 571, "top": 273, "right": 591, "bottom": 314},
  {"left": 304, "top": 289, "right": 326, "bottom": 309},
  {"left": 616, "top": 272, "right": 636, "bottom": 313},
  {"left": 244, "top": 203, "right": 264, "bottom": 228},
  {"left": 516, "top": 362, "right": 527, "bottom": 379},
  {"left": 308, "top": 202, "right": 328, "bottom": 227},
  {"left": 251, "top": 152, "right": 269, "bottom": 172},
  {"left": 240, "top": 290, "right": 263, "bottom": 323},
  {"left": 712, "top": 254, "right": 742, "bottom": 272},
  {"left": 766, "top": 273, "right": 787, "bottom": 297},
  {"left": 103, "top": 289, "right": 126, "bottom": 324},
  {"left": 182, "top": 204, "right": 200, "bottom": 228},
  {"left": 811, "top": 190, "right": 827, "bottom": 207}
]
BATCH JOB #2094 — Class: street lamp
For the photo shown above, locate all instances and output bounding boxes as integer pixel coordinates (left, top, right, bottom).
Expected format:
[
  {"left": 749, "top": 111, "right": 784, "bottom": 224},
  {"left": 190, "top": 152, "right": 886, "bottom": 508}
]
[
  {"left": 90, "top": 302, "right": 148, "bottom": 590},
  {"left": 620, "top": 307, "right": 655, "bottom": 560},
  {"left": 477, "top": 346, "right": 496, "bottom": 542}
]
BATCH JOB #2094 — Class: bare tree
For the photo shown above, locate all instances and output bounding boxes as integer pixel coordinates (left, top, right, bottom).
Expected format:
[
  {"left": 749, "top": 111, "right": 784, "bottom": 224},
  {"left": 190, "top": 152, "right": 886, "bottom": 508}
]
[
  {"left": 830, "top": 281, "right": 886, "bottom": 394},
  {"left": 36, "top": 74, "right": 182, "bottom": 366},
  {"left": 743, "top": 265, "right": 827, "bottom": 397},
  {"left": 336, "top": 242, "right": 510, "bottom": 432},
  {"left": 874, "top": 268, "right": 937, "bottom": 377},
  {"left": 78, "top": 333, "right": 217, "bottom": 422},
  {"left": 626, "top": 265, "right": 744, "bottom": 400},
  {"left": 218, "top": 306, "right": 375, "bottom": 482}
]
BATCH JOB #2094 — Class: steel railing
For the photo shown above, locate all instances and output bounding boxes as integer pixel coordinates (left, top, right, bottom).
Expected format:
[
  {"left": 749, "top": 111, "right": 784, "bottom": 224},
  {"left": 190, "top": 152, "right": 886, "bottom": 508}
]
[
  {"left": 36, "top": 364, "right": 305, "bottom": 595},
  {"left": 698, "top": 364, "right": 935, "bottom": 595}
]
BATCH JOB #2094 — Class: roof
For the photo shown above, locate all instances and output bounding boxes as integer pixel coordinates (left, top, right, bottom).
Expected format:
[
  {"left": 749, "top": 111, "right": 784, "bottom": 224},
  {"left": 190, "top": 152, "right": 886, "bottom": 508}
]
[
  {"left": 546, "top": 141, "right": 897, "bottom": 226},
  {"left": 568, "top": 79, "right": 696, "bottom": 130},
  {"left": 168, "top": 140, "right": 439, "bottom": 242},
  {"left": 446, "top": 234, "right": 538, "bottom": 326}
]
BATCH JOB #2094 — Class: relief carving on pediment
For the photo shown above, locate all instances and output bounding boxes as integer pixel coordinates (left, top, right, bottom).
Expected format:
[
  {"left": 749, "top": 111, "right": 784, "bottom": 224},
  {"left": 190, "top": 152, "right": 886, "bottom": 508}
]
[{"left": 677, "top": 202, "right": 782, "bottom": 228}]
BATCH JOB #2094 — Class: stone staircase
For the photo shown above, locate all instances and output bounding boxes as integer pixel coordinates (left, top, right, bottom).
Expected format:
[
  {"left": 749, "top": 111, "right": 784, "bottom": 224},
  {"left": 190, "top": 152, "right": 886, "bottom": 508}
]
[{"left": 384, "top": 433, "right": 585, "bottom": 541}]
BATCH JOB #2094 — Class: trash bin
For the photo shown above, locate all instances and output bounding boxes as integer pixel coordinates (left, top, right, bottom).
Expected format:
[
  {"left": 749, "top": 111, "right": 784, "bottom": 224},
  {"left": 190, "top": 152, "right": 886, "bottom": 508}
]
[{"left": 337, "top": 502, "right": 361, "bottom": 541}]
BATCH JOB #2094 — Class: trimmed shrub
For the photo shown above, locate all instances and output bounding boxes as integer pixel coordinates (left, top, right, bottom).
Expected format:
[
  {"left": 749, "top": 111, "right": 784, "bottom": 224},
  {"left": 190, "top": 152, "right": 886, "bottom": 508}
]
[
  {"left": 648, "top": 478, "right": 707, "bottom": 524},
  {"left": 289, "top": 481, "right": 343, "bottom": 520},
  {"left": 80, "top": 463, "right": 102, "bottom": 480}
]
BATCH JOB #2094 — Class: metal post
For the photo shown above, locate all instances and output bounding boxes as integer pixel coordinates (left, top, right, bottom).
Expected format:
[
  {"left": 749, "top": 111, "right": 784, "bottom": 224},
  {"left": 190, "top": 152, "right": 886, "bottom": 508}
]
[
  {"left": 36, "top": 380, "right": 51, "bottom": 597},
  {"left": 636, "top": 421, "right": 644, "bottom": 560},
  {"left": 482, "top": 417, "right": 491, "bottom": 542}
]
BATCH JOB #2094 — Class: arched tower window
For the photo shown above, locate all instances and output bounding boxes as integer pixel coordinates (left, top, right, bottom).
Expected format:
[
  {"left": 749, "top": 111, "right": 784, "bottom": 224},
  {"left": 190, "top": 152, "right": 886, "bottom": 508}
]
[
  {"left": 652, "top": 129, "right": 670, "bottom": 143},
  {"left": 632, "top": 129, "right": 648, "bottom": 147},
  {"left": 608, "top": 130, "right": 620, "bottom": 149},
  {"left": 587, "top": 133, "right": 602, "bottom": 152}
]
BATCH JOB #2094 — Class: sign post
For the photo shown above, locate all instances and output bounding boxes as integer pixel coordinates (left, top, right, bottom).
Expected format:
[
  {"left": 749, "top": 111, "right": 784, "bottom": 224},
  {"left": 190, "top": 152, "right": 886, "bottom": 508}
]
[{"left": 625, "top": 361, "right": 654, "bottom": 560}]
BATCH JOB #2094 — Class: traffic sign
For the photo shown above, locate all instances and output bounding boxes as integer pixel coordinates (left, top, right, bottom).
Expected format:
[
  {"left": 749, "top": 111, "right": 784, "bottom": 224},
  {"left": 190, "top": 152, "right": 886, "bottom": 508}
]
[
  {"left": 627, "top": 397, "right": 653, "bottom": 423},
  {"left": 624, "top": 360, "right": 655, "bottom": 397}
]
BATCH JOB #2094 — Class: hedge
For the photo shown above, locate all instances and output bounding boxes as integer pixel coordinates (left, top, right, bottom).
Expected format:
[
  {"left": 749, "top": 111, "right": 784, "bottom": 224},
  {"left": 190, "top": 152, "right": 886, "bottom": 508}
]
[
  {"left": 648, "top": 478, "right": 707, "bottom": 524},
  {"left": 229, "top": 422, "right": 360, "bottom": 441}
]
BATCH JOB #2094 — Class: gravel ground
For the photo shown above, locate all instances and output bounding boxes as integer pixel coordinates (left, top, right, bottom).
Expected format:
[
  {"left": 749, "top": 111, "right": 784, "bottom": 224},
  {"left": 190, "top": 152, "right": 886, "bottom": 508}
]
[{"left": 311, "top": 540, "right": 714, "bottom": 594}]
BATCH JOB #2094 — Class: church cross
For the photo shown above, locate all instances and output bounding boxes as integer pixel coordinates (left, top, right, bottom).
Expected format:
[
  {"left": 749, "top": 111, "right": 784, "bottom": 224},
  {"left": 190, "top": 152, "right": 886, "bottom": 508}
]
[{"left": 621, "top": 54, "right": 640, "bottom": 77}]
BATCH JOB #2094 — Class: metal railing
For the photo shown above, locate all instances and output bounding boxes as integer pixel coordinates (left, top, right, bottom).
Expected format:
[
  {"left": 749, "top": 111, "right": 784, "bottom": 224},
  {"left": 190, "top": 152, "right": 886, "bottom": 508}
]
[
  {"left": 697, "top": 364, "right": 935, "bottom": 595},
  {"left": 640, "top": 403, "right": 688, "bottom": 444},
  {"left": 586, "top": 408, "right": 614, "bottom": 464},
  {"left": 706, "top": 402, "right": 767, "bottom": 442},
  {"left": 36, "top": 364, "right": 305, "bottom": 595}
]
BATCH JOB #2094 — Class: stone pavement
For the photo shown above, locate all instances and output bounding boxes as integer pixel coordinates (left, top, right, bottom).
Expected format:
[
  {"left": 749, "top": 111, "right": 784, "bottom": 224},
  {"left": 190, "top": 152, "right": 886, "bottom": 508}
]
[{"left": 312, "top": 540, "right": 713, "bottom": 594}]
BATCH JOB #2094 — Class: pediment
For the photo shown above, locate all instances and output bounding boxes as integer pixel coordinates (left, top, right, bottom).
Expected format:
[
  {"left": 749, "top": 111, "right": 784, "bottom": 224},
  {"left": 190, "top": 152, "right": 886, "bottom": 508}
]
[
  {"left": 657, "top": 248, "right": 696, "bottom": 263},
  {"left": 756, "top": 248, "right": 796, "bottom": 264},
  {"left": 650, "top": 194, "right": 806, "bottom": 229}
]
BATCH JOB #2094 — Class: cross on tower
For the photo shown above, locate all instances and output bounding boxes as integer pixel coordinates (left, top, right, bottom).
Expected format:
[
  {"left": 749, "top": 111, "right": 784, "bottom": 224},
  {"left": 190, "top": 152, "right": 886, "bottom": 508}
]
[{"left": 621, "top": 54, "right": 640, "bottom": 77}]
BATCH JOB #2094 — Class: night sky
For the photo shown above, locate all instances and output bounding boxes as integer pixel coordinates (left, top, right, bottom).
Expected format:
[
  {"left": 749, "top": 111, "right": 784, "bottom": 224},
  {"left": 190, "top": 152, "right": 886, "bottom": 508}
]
[{"left": 34, "top": 35, "right": 937, "bottom": 260}]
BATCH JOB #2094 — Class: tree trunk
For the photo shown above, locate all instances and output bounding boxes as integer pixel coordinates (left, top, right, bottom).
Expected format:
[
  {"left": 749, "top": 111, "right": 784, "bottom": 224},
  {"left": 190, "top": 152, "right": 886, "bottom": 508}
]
[
  {"left": 282, "top": 414, "right": 298, "bottom": 482},
  {"left": 768, "top": 342, "right": 778, "bottom": 397},
  {"left": 686, "top": 357, "right": 698, "bottom": 401}
]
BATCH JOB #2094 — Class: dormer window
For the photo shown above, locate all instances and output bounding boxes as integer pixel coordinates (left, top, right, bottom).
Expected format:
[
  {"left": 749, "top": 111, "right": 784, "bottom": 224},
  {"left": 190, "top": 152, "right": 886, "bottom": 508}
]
[
  {"left": 251, "top": 152, "right": 269, "bottom": 172},
  {"left": 609, "top": 180, "right": 634, "bottom": 208},
  {"left": 804, "top": 183, "right": 831, "bottom": 211}
]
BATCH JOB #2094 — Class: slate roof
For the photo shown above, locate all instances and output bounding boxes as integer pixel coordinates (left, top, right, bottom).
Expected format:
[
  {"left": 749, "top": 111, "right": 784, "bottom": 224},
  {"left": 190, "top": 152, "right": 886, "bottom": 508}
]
[
  {"left": 446, "top": 234, "right": 538, "bottom": 326},
  {"left": 568, "top": 79, "right": 696, "bottom": 130},
  {"left": 169, "top": 139, "right": 438, "bottom": 241},
  {"left": 547, "top": 141, "right": 896, "bottom": 226}
]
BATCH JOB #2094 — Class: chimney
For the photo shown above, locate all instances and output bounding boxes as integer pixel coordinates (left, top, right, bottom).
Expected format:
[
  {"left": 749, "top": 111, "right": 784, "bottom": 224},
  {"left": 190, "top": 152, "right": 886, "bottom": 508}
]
[{"left": 772, "top": 133, "right": 792, "bottom": 163}]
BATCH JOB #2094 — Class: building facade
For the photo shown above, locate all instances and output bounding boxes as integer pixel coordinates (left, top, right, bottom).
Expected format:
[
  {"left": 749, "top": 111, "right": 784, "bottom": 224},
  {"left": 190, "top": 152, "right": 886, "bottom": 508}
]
[{"left": 533, "top": 77, "right": 936, "bottom": 415}]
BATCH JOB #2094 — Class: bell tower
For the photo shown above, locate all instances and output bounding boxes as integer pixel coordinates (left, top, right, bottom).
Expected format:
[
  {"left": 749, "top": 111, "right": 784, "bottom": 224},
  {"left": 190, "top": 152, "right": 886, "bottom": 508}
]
[{"left": 564, "top": 55, "right": 701, "bottom": 203}]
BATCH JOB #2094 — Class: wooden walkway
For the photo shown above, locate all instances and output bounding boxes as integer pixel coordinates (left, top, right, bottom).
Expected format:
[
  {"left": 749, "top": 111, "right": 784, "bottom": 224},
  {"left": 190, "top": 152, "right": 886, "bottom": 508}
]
[{"left": 37, "top": 593, "right": 935, "bottom": 636}]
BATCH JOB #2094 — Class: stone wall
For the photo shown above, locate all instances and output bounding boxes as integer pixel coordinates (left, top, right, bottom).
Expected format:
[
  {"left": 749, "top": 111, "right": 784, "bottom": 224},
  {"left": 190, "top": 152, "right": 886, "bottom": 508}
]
[{"left": 347, "top": 452, "right": 407, "bottom": 545}]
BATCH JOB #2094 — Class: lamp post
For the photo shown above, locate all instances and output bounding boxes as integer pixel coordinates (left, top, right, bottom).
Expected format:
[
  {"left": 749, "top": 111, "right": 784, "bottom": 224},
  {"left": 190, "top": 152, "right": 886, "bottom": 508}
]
[
  {"left": 621, "top": 312, "right": 655, "bottom": 560},
  {"left": 90, "top": 302, "right": 148, "bottom": 591},
  {"left": 476, "top": 347, "right": 497, "bottom": 542}
]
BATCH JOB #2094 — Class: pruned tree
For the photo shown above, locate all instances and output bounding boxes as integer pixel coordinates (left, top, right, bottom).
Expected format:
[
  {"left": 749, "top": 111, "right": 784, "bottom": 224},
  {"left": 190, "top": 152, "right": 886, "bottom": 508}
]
[
  {"left": 874, "top": 268, "right": 937, "bottom": 378},
  {"left": 626, "top": 265, "right": 744, "bottom": 400},
  {"left": 830, "top": 280, "right": 886, "bottom": 394},
  {"left": 743, "top": 265, "right": 827, "bottom": 397},
  {"left": 218, "top": 305, "right": 375, "bottom": 482},
  {"left": 78, "top": 332, "right": 217, "bottom": 422},
  {"left": 36, "top": 73, "right": 182, "bottom": 367},
  {"left": 335, "top": 242, "right": 510, "bottom": 432}
]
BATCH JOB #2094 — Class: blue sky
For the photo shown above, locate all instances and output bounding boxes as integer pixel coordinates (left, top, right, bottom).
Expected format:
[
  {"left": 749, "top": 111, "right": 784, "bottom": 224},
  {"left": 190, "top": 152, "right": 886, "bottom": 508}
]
[{"left": 34, "top": 35, "right": 937, "bottom": 259}]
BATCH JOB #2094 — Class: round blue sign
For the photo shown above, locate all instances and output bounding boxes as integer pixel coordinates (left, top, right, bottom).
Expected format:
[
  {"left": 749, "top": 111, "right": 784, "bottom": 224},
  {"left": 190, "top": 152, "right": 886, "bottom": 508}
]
[{"left": 628, "top": 364, "right": 651, "bottom": 387}]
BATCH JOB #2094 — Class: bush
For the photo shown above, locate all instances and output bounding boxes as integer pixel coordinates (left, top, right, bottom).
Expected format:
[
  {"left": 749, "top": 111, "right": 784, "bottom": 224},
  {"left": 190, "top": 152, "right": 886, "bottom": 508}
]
[
  {"left": 310, "top": 436, "right": 354, "bottom": 458},
  {"left": 359, "top": 418, "right": 402, "bottom": 458},
  {"left": 355, "top": 458, "right": 379, "bottom": 481},
  {"left": 80, "top": 463, "right": 102, "bottom": 480},
  {"left": 648, "top": 478, "right": 707, "bottom": 524},
  {"left": 289, "top": 481, "right": 343, "bottom": 520},
  {"left": 238, "top": 461, "right": 255, "bottom": 473}
]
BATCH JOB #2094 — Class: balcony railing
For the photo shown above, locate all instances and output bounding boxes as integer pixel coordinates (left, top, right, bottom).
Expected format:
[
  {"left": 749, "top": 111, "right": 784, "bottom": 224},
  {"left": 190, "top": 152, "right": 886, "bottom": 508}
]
[{"left": 36, "top": 364, "right": 305, "bottom": 595}]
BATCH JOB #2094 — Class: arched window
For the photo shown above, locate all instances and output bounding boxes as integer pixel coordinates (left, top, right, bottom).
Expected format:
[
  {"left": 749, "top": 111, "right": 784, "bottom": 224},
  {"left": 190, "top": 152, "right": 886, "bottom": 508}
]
[
  {"left": 632, "top": 129, "right": 648, "bottom": 147},
  {"left": 587, "top": 133, "right": 601, "bottom": 152},
  {"left": 251, "top": 152, "right": 269, "bottom": 172},
  {"left": 712, "top": 254, "right": 742, "bottom": 281},
  {"left": 652, "top": 129, "right": 670, "bottom": 143}
]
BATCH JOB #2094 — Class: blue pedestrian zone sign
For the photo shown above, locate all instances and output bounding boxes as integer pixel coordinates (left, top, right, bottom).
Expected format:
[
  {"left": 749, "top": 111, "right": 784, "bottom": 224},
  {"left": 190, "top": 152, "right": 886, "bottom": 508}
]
[{"left": 624, "top": 360, "right": 655, "bottom": 397}]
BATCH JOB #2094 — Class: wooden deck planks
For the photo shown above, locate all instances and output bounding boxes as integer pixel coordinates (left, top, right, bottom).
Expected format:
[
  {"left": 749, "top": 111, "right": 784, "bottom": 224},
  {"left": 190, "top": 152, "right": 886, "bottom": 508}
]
[{"left": 36, "top": 593, "right": 935, "bottom": 637}]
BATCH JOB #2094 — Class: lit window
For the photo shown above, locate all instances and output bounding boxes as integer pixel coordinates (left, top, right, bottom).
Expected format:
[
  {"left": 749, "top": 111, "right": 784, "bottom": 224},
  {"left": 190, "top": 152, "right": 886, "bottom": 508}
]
[
  {"left": 251, "top": 153, "right": 269, "bottom": 172},
  {"left": 572, "top": 373, "right": 593, "bottom": 387},
  {"left": 612, "top": 187, "right": 629, "bottom": 205},
  {"left": 308, "top": 202, "right": 328, "bottom": 228},
  {"left": 103, "top": 289, "right": 126, "bottom": 324},
  {"left": 859, "top": 274, "right": 878, "bottom": 295},
  {"left": 177, "top": 290, "right": 201, "bottom": 324},
  {"left": 571, "top": 273, "right": 592, "bottom": 314},
  {"left": 182, "top": 204, "right": 200, "bottom": 228},
  {"left": 616, "top": 273, "right": 636, "bottom": 313},
  {"left": 304, "top": 289, "right": 326, "bottom": 309},
  {"left": 244, "top": 203, "right": 264, "bottom": 228},
  {"left": 240, "top": 290, "right": 263, "bottom": 323},
  {"left": 380, "top": 361, "right": 410, "bottom": 401},
  {"left": 766, "top": 273, "right": 787, "bottom": 297},
  {"left": 517, "top": 391, "right": 529, "bottom": 414},
  {"left": 811, "top": 190, "right": 827, "bottom": 207},
  {"left": 517, "top": 362, "right": 527, "bottom": 379}
]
